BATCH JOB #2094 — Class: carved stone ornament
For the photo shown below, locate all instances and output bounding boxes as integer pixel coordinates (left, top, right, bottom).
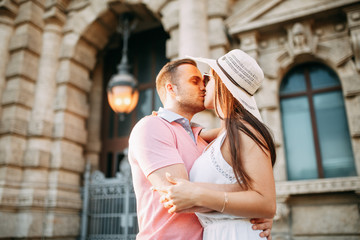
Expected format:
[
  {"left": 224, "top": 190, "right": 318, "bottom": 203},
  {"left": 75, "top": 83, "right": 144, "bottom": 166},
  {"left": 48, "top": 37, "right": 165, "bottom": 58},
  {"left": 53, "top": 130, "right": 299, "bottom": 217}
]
[
  {"left": 286, "top": 21, "right": 318, "bottom": 57},
  {"left": 350, "top": 28, "right": 360, "bottom": 71},
  {"left": 277, "top": 21, "right": 319, "bottom": 70},
  {"left": 346, "top": 6, "right": 360, "bottom": 72}
]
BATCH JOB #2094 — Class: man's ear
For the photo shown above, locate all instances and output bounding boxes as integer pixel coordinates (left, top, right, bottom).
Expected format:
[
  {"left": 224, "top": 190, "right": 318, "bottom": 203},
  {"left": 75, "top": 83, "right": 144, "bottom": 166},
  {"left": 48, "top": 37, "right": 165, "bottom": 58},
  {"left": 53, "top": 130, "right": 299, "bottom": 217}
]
[{"left": 165, "top": 82, "right": 176, "bottom": 96}]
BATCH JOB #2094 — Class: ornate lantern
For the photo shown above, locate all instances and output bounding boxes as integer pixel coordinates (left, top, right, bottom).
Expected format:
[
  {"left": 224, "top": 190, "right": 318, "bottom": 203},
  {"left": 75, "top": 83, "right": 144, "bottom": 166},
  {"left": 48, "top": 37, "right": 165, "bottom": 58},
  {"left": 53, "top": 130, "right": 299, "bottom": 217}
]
[{"left": 107, "top": 13, "right": 138, "bottom": 120}]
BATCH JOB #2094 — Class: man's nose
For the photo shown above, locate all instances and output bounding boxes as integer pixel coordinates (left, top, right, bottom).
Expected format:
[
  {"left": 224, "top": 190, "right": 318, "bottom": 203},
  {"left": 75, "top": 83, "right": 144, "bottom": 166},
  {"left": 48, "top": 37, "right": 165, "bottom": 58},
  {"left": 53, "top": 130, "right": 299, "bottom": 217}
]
[{"left": 200, "top": 81, "right": 205, "bottom": 90}]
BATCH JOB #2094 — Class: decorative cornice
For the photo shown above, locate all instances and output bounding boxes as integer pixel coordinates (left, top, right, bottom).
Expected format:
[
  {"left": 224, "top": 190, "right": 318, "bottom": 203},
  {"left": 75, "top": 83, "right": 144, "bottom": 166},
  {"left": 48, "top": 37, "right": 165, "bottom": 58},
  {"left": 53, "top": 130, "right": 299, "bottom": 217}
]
[
  {"left": 227, "top": 0, "right": 360, "bottom": 35},
  {"left": 344, "top": 4, "right": 360, "bottom": 29},
  {"left": 226, "top": 0, "right": 283, "bottom": 28},
  {"left": 276, "top": 177, "right": 360, "bottom": 196}
]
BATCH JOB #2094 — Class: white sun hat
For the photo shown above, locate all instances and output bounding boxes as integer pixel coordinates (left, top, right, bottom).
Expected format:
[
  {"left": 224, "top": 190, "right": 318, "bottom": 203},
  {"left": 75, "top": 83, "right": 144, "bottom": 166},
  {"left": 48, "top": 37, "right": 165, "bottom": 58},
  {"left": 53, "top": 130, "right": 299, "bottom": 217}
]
[{"left": 188, "top": 49, "right": 264, "bottom": 121}]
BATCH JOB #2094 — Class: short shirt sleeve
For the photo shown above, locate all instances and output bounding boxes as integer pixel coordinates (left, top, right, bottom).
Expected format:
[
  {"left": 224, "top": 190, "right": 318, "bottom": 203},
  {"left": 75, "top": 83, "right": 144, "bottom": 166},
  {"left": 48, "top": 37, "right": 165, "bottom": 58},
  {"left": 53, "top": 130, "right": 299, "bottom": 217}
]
[{"left": 129, "top": 116, "right": 184, "bottom": 177}]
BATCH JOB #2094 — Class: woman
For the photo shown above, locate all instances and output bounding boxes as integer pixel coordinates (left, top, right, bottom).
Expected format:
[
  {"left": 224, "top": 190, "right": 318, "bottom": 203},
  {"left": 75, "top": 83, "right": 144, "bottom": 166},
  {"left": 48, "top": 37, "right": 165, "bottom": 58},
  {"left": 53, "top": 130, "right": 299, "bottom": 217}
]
[{"left": 157, "top": 49, "right": 277, "bottom": 239}]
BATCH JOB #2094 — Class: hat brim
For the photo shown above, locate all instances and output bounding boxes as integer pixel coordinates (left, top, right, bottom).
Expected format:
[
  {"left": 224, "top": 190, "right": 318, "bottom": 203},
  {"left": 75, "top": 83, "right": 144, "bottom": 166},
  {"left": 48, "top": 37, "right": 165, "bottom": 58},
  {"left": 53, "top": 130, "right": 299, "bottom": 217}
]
[{"left": 188, "top": 56, "right": 262, "bottom": 122}]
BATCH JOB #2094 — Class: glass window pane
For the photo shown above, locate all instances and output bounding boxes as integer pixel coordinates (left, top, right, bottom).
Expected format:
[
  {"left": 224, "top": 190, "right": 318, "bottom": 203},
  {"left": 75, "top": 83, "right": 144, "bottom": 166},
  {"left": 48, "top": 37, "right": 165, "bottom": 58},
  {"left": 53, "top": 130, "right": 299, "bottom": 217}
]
[
  {"left": 309, "top": 65, "right": 340, "bottom": 90},
  {"left": 154, "top": 88, "right": 162, "bottom": 110},
  {"left": 106, "top": 152, "right": 113, "bottom": 178},
  {"left": 117, "top": 113, "right": 132, "bottom": 137},
  {"left": 109, "top": 109, "right": 114, "bottom": 138},
  {"left": 313, "top": 91, "right": 356, "bottom": 178},
  {"left": 116, "top": 152, "right": 124, "bottom": 173},
  {"left": 280, "top": 68, "right": 307, "bottom": 95},
  {"left": 137, "top": 89, "right": 153, "bottom": 120},
  {"left": 281, "top": 96, "right": 318, "bottom": 180},
  {"left": 137, "top": 45, "right": 152, "bottom": 84},
  {"left": 155, "top": 39, "right": 168, "bottom": 74}
]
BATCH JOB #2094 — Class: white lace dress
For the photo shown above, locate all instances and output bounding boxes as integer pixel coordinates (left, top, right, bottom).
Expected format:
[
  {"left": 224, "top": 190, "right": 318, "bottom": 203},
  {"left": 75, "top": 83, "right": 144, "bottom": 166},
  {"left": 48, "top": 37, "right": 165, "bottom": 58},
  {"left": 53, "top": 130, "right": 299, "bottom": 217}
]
[{"left": 189, "top": 131, "right": 262, "bottom": 240}]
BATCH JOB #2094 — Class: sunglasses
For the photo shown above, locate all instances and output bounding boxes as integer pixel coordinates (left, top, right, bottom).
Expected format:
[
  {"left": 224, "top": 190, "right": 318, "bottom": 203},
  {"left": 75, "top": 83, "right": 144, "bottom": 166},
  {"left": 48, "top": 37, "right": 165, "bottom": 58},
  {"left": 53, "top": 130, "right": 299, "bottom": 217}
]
[{"left": 203, "top": 73, "right": 214, "bottom": 86}]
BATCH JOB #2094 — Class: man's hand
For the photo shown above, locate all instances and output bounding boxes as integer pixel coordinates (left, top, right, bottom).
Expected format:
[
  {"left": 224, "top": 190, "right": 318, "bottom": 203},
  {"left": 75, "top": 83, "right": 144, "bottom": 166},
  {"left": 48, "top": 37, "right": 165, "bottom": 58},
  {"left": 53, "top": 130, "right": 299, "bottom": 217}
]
[{"left": 250, "top": 218, "right": 273, "bottom": 239}]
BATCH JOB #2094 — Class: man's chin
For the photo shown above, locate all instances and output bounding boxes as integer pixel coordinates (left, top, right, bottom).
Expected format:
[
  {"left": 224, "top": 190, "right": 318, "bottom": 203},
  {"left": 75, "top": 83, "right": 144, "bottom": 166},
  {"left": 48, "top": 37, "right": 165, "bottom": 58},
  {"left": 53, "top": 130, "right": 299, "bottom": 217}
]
[
  {"left": 196, "top": 106, "right": 206, "bottom": 112},
  {"left": 190, "top": 105, "right": 205, "bottom": 114}
]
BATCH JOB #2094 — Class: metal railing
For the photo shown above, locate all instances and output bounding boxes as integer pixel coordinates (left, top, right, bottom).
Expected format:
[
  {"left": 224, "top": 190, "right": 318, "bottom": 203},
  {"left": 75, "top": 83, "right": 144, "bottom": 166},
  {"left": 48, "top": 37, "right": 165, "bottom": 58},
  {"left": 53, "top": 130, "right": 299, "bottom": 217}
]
[{"left": 81, "top": 154, "right": 138, "bottom": 240}]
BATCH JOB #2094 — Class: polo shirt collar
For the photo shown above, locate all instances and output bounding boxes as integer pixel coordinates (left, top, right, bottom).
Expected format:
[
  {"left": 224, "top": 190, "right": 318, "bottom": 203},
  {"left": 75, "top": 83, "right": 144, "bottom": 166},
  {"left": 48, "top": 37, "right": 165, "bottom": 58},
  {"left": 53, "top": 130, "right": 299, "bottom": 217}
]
[
  {"left": 157, "top": 107, "right": 203, "bottom": 143},
  {"left": 158, "top": 107, "right": 184, "bottom": 123}
]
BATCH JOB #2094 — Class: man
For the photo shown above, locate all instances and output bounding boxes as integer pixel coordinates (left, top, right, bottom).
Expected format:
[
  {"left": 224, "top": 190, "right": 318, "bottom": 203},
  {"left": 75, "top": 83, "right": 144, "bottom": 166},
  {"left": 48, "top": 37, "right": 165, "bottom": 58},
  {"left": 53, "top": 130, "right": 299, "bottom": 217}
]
[{"left": 128, "top": 59, "right": 272, "bottom": 239}]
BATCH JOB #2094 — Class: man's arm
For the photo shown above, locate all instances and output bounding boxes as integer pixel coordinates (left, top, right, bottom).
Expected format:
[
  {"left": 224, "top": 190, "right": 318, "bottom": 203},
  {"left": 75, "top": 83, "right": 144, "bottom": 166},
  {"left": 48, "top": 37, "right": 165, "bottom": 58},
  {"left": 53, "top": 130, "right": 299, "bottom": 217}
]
[
  {"left": 148, "top": 163, "right": 188, "bottom": 188},
  {"left": 148, "top": 164, "right": 214, "bottom": 213}
]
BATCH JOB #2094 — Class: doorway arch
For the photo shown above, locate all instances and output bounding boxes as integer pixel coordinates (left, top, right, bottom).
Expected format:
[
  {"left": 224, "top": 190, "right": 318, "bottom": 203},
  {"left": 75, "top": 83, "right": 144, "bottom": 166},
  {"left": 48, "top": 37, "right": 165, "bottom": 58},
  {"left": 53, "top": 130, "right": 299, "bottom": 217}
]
[{"left": 55, "top": 1, "right": 171, "bottom": 175}]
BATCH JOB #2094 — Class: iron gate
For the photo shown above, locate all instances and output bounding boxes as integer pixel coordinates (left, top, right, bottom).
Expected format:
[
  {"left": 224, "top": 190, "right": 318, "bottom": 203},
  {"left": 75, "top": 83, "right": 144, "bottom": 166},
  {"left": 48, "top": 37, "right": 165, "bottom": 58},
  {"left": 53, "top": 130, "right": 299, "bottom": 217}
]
[{"left": 81, "top": 153, "right": 138, "bottom": 240}]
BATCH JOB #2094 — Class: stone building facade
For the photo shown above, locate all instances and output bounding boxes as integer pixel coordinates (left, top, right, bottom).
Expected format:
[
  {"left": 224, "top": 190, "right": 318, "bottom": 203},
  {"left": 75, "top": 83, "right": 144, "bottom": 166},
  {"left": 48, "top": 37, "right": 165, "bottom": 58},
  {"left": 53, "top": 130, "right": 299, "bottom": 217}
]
[{"left": 0, "top": 0, "right": 359, "bottom": 239}]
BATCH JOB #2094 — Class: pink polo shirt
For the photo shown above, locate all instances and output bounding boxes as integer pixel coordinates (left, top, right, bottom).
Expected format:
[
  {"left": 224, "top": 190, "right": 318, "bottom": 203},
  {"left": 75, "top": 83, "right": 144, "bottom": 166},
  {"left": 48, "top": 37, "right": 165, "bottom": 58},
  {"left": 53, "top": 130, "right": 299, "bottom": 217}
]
[{"left": 128, "top": 113, "right": 208, "bottom": 240}]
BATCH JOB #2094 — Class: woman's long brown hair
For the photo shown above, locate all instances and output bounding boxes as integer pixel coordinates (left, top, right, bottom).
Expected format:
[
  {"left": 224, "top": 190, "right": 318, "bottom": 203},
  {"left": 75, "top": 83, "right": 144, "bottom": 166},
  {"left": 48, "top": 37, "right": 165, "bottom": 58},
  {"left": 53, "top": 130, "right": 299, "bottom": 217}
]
[{"left": 212, "top": 70, "right": 276, "bottom": 190}]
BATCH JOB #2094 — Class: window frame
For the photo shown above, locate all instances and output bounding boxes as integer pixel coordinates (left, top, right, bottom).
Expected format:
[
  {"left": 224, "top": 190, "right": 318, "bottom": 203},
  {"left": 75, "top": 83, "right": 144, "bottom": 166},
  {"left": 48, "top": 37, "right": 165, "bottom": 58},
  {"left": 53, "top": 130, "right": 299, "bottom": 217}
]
[{"left": 280, "top": 64, "right": 343, "bottom": 179}]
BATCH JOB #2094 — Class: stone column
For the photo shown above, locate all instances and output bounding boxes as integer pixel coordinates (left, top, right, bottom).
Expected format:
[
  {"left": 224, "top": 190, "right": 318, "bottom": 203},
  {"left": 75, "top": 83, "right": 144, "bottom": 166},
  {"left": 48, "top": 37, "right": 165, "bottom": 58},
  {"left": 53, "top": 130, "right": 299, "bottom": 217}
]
[
  {"left": 161, "top": 0, "right": 180, "bottom": 59},
  {"left": 22, "top": 5, "right": 65, "bottom": 238},
  {"left": 179, "top": 0, "right": 209, "bottom": 58},
  {"left": 45, "top": 3, "right": 98, "bottom": 237},
  {"left": 179, "top": 0, "right": 210, "bottom": 124},
  {"left": 0, "top": 0, "right": 43, "bottom": 161},
  {"left": 0, "top": 0, "right": 17, "bottom": 118},
  {"left": 207, "top": 0, "right": 230, "bottom": 59},
  {"left": 0, "top": 1, "right": 18, "bottom": 237},
  {"left": 85, "top": 60, "right": 103, "bottom": 171},
  {"left": 0, "top": 0, "right": 44, "bottom": 238},
  {"left": 25, "top": 4, "right": 65, "bottom": 167}
]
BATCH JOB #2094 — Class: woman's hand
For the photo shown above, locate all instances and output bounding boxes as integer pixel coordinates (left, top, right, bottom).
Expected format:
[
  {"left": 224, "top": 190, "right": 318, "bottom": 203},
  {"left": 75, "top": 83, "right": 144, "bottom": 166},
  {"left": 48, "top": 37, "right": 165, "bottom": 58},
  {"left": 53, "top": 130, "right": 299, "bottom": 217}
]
[
  {"left": 200, "top": 127, "right": 222, "bottom": 143},
  {"left": 154, "top": 173, "right": 200, "bottom": 213}
]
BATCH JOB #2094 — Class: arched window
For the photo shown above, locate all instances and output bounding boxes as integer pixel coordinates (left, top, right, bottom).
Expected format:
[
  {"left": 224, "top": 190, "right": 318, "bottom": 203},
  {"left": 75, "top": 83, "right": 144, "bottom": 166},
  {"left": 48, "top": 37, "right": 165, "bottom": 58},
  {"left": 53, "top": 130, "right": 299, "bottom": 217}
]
[{"left": 280, "top": 63, "right": 356, "bottom": 180}]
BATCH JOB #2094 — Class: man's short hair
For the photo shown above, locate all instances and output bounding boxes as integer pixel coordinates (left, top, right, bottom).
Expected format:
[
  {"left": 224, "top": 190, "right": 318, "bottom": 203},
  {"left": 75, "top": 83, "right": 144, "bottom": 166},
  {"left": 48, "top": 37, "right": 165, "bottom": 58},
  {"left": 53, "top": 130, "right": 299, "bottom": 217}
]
[{"left": 155, "top": 58, "right": 197, "bottom": 103}]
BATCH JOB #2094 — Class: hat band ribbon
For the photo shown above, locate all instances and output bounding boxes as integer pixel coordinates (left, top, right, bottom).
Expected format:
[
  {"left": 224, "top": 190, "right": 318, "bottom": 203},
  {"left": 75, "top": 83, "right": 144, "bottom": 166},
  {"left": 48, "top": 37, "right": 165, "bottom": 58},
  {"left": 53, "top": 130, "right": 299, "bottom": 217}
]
[{"left": 216, "top": 59, "right": 253, "bottom": 96}]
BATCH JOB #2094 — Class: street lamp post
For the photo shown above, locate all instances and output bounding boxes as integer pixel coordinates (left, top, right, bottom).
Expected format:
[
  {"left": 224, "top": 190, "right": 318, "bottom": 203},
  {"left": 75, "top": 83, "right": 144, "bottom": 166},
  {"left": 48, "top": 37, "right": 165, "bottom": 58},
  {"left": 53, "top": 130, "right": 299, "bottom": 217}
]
[{"left": 107, "top": 13, "right": 139, "bottom": 120}]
